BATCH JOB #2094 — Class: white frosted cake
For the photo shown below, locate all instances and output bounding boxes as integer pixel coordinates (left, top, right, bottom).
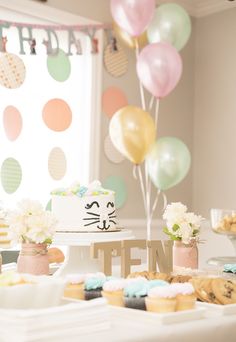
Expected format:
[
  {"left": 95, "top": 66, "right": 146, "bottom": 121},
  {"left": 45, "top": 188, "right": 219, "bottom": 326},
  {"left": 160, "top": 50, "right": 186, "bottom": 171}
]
[{"left": 51, "top": 181, "right": 118, "bottom": 232}]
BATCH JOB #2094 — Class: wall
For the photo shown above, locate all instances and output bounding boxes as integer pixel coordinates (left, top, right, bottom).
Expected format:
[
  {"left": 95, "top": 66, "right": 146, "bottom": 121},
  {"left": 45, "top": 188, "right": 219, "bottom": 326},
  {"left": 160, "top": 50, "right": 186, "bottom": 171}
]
[
  {"left": 193, "top": 8, "right": 236, "bottom": 218},
  {"left": 47, "top": 0, "right": 195, "bottom": 222}
]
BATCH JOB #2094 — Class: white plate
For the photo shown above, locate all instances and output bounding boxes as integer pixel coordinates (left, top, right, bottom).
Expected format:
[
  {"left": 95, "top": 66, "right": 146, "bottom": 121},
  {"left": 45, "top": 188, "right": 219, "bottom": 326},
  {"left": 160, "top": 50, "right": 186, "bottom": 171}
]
[
  {"left": 110, "top": 304, "right": 205, "bottom": 325},
  {"left": 198, "top": 301, "right": 236, "bottom": 317}
]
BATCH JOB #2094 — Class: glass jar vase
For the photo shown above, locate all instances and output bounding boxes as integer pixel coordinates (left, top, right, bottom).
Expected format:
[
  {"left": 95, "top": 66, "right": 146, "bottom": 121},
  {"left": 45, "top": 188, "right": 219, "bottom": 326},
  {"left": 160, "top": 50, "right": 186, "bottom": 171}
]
[
  {"left": 17, "top": 243, "right": 49, "bottom": 275},
  {"left": 173, "top": 240, "right": 198, "bottom": 269}
]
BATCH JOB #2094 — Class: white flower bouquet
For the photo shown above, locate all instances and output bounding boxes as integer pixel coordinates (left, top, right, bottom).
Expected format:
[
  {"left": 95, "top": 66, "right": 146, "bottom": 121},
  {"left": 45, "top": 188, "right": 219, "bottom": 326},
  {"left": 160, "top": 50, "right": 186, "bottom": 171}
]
[
  {"left": 163, "top": 202, "right": 204, "bottom": 244},
  {"left": 7, "top": 199, "right": 57, "bottom": 245}
]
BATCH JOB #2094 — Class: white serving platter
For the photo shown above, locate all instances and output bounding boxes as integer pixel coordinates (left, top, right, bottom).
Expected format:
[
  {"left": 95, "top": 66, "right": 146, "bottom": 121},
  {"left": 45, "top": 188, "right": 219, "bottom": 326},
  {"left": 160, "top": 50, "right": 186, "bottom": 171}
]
[
  {"left": 198, "top": 301, "right": 236, "bottom": 317},
  {"left": 110, "top": 304, "right": 205, "bottom": 325}
]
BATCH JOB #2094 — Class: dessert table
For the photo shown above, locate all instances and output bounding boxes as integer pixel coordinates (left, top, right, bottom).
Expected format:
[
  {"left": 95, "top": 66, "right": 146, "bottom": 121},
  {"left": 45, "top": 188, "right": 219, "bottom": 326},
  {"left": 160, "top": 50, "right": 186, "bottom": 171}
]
[{"left": 70, "top": 308, "right": 236, "bottom": 342}]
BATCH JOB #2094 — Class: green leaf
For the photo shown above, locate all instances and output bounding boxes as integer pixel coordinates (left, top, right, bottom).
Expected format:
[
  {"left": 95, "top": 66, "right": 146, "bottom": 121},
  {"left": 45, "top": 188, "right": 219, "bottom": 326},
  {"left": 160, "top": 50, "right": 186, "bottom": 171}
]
[
  {"left": 172, "top": 224, "right": 180, "bottom": 232},
  {"left": 163, "top": 227, "right": 171, "bottom": 235},
  {"left": 193, "top": 229, "right": 199, "bottom": 236},
  {"left": 44, "top": 238, "right": 52, "bottom": 245}
]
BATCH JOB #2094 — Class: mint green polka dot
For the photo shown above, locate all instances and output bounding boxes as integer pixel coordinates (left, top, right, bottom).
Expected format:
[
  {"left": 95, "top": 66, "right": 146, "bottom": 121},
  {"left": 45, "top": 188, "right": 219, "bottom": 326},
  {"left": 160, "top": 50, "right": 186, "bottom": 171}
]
[
  {"left": 47, "top": 49, "right": 71, "bottom": 82},
  {"left": 103, "top": 176, "right": 127, "bottom": 209},
  {"left": 1, "top": 158, "right": 22, "bottom": 194}
]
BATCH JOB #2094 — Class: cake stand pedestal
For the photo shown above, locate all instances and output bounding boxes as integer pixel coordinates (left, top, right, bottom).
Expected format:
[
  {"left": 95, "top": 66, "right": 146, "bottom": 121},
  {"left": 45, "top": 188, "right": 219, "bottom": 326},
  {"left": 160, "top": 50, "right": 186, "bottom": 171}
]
[
  {"left": 53, "top": 229, "right": 134, "bottom": 276},
  {"left": 207, "top": 230, "right": 236, "bottom": 266}
]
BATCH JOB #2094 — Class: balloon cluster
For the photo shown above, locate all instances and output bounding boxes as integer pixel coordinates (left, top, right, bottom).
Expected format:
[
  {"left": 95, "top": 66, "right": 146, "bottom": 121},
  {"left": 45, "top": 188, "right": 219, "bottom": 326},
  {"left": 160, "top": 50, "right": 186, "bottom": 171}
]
[{"left": 109, "top": 0, "right": 191, "bottom": 192}]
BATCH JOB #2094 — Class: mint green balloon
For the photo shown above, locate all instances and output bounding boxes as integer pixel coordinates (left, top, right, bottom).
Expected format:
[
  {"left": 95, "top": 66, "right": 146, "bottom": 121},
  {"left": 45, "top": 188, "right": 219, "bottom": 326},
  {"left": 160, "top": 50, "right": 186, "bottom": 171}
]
[
  {"left": 146, "top": 137, "right": 191, "bottom": 191},
  {"left": 147, "top": 3, "right": 191, "bottom": 51}
]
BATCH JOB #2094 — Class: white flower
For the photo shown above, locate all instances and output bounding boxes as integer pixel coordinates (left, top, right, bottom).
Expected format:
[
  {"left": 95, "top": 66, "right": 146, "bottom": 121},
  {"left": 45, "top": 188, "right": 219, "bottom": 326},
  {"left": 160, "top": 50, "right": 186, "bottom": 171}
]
[
  {"left": 7, "top": 199, "right": 57, "bottom": 245},
  {"left": 163, "top": 202, "right": 204, "bottom": 244}
]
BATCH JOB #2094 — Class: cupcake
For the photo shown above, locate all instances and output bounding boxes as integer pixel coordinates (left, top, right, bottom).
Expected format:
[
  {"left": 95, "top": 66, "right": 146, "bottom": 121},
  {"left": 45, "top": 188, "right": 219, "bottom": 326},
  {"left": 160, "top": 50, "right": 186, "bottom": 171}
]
[
  {"left": 84, "top": 272, "right": 106, "bottom": 300},
  {"left": 64, "top": 274, "right": 86, "bottom": 300},
  {"left": 102, "top": 278, "right": 126, "bottom": 307},
  {"left": 172, "top": 282, "right": 196, "bottom": 311},
  {"left": 145, "top": 285, "right": 176, "bottom": 313},
  {"left": 124, "top": 278, "right": 148, "bottom": 310}
]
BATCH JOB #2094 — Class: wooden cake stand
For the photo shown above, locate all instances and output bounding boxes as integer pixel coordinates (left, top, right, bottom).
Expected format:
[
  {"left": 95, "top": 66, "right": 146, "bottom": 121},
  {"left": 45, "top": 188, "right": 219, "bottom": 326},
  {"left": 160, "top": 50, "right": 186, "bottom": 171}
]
[{"left": 53, "top": 229, "right": 135, "bottom": 276}]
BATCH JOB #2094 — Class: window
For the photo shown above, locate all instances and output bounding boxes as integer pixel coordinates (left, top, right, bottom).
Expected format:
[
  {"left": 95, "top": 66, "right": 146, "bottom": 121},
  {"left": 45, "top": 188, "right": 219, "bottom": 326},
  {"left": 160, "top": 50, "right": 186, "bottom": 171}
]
[{"left": 0, "top": 0, "right": 102, "bottom": 208}]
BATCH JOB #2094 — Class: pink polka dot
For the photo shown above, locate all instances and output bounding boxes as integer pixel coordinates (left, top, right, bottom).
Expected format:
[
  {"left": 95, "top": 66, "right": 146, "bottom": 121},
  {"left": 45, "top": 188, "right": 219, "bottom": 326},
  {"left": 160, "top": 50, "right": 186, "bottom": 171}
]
[
  {"left": 3, "top": 106, "right": 23, "bottom": 141},
  {"left": 102, "top": 86, "right": 128, "bottom": 118},
  {"left": 42, "top": 98, "right": 72, "bottom": 132}
]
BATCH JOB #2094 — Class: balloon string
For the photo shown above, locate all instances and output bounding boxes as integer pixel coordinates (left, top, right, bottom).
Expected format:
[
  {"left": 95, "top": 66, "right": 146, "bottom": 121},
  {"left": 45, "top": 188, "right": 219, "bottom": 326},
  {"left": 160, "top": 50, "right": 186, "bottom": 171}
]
[
  {"left": 150, "top": 189, "right": 161, "bottom": 221},
  {"left": 154, "top": 98, "right": 160, "bottom": 127},
  {"left": 135, "top": 38, "right": 146, "bottom": 111},
  {"left": 149, "top": 95, "right": 154, "bottom": 111},
  {"left": 162, "top": 192, "right": 168, "bottom": 211},
  {"left": 137, "top": 165, "right": 147, "bottom": 215},
  {"left": 132, "top": 164, "right": 138, "bottom": 180}
]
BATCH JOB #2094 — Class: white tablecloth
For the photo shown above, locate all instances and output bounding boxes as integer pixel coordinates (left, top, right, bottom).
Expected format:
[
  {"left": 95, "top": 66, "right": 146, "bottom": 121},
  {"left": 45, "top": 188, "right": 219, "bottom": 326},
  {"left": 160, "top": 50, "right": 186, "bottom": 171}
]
[{"left": 82, "top": 314, "right": 236, "bottom": 342}]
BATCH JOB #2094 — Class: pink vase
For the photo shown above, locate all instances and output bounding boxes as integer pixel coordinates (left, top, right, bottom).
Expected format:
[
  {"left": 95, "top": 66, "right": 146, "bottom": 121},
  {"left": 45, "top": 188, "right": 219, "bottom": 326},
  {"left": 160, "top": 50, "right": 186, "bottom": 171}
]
[
  {"left": 17, "top": 243, "right": 49, "bottom": 275},
  {"left": 173, "top": 241, "right": 198, "bottom": 269}
]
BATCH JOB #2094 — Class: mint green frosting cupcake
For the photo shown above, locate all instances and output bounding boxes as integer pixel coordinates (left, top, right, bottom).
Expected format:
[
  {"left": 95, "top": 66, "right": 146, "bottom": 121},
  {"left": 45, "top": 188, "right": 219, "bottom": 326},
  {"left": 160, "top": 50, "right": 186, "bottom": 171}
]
[
  {"left": 84, "top": 276, "right": 106, "bottom": 290},
  {"left": 224, "top": 264, "right": 236, "bottom": 274},
  {"left": 124, "top": 281, "right": 148, "bottom": 298}
]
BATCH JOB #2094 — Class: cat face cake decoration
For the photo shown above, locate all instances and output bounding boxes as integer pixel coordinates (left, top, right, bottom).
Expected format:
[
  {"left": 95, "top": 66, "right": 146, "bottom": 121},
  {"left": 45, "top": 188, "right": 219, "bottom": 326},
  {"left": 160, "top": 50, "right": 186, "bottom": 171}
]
[{"left": 51, "top": 180, "right": 118, "bottom": 232}]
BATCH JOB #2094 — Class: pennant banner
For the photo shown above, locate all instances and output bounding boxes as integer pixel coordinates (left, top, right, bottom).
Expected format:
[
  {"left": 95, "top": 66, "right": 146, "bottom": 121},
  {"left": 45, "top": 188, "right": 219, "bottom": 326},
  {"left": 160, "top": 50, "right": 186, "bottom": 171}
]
[{"left": 0, "top": 19, "right": 113, "bottom": 55}]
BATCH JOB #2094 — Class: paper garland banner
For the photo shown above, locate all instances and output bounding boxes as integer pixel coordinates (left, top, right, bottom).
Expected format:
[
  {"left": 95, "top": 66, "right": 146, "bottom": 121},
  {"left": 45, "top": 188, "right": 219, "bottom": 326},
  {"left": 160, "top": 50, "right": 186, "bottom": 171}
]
[
  {"left": 48, "top": 147, "right": 67, "bottom": 180},
  {"left": 103, "top": 176, "right": 127, "bottom": 209},
  {"left": 1, "top": 158, "right": 22, "bottom": 194},
  {"left": 104, "top": 135, "right": 125, "bottom": 164},
  {"left": 102, "top": 86, "right": 128, "bottom": 118},
  {"left": 47, "top": 49, "right": 71, "bottom": 82},
  {"left": 3, "top": 105, "right": 23, "bottom": 141},
  {"left": 104, "top": 42, "right": 128, "bottom": 77},
  {"left": 42, "top": 98, "right": 72, "bottom": 132},
  {"left": 0, "top": 53, "right": 26, "bottom": 89}
]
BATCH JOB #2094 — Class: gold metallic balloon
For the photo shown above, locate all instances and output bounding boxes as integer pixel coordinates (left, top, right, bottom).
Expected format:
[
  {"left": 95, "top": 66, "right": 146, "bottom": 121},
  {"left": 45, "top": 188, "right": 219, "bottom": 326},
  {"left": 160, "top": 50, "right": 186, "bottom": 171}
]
[
  {"left": 109, "top": 105, "right": 156, "bottom": 165},
  {"left": 113, "top": 22, "right": 148, "bottom": 50}
]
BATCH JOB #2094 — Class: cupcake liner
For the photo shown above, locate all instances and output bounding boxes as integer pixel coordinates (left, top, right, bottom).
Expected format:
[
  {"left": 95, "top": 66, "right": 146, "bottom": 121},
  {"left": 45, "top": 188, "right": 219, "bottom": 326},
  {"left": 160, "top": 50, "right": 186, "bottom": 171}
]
[
  {"left": 102, "top": 290, "right": 124, "bottom": 307},
  {"left": 125, "top": 297, "right": 146, "bottom": 311},
  {"left": 145, "top": 297, "right": 176, "bottom": 313},
  {"left": 84, "top": 289, "right": 102, "bottom": 300}
]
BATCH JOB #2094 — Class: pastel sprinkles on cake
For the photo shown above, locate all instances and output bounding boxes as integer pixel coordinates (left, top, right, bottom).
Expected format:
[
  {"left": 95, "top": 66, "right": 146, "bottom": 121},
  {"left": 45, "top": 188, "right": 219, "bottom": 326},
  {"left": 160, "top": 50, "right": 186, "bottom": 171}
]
[{"left": 51, "top": 181, "right": 118, "bottom": 232}]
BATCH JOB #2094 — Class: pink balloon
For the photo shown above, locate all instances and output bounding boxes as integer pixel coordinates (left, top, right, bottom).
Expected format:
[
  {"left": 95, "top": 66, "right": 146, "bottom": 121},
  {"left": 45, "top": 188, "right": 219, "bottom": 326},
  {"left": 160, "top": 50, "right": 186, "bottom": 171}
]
[
  {"left": 136, "top": 42, "right": 183, "bottom": 98},
  {"left": 110, "top": 0, "right": 155, "bottom": 37}
]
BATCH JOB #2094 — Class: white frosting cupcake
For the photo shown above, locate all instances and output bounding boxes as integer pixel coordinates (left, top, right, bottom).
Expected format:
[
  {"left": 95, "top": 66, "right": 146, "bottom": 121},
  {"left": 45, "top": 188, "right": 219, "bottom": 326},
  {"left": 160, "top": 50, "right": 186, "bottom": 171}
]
[{"left": 103, "top": 279, "right": 126, "bottom": 292}]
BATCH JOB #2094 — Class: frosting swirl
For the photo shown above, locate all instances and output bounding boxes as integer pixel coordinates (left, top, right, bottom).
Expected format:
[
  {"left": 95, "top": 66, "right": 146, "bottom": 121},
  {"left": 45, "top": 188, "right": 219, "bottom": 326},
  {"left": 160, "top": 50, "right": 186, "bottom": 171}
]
[
  {"left": 103, "top": 279, "right": 126, "bottom": 292},
  {"left": 65, "top": 273, "right": 86, "bottom": 284},
  {"left": 224, "top": 264, "right": 236, "bottom": 274}
]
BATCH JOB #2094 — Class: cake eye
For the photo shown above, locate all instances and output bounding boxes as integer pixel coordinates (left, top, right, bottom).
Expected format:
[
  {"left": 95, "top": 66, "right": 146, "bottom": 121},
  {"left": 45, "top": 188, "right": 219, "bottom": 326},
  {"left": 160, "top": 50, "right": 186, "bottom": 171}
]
[
  {"left": 107, "top": 202, "right": 114, "bottom": 208},
  {"left": 85, "top": 201, "right": 100, "bottom": 209}
]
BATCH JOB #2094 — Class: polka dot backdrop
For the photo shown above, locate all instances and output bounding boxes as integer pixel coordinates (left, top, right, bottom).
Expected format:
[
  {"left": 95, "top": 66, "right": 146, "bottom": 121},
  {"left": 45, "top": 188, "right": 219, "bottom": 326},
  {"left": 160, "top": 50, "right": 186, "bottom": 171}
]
[
  {"left": 48, "top": 147, "right": 67, "bottom": 180},
  {"left": 3, "top": 105, "right": 23, "bottom": 141},
  {"left": 104, "top": 135, "right": 125, "bottom": 164},
  {"left": 47, "top": 49, "right": 71, "bottom": 82},
  {"left": 0, "top": 53, "right": 26, "bottom": 89},
  {"left": 42, "top": 98, "right": 72, "bottom": 132},
  {"left": 103, "top": 175, "right": 127, "bottom": 209},
  {"left": 104, "top": 42, "right": 128, "bottom": 78},
  {"left": 1, "top": 158, "right": 22, "bottom": 194},
  {"left": 102, "top": 86, "right": 128, "bottom": 118}
]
